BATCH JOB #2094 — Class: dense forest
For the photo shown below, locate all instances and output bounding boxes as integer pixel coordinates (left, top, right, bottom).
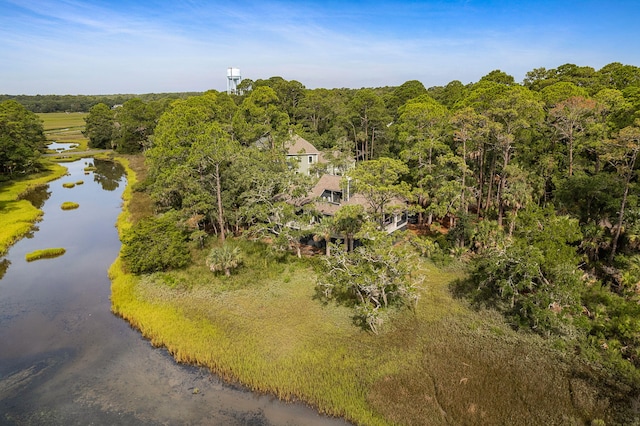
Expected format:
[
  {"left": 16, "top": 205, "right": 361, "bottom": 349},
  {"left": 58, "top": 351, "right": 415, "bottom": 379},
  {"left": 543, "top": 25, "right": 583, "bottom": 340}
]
[{"left": 4, "top": 61, "right": 640, "bottom": 413}]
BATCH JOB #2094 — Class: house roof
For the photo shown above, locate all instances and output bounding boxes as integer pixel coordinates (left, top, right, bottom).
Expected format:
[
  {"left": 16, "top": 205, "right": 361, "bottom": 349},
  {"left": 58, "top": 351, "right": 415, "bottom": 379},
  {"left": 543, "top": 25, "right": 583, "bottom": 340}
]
[
  {"left": 286, "top": 135, "right": 320, "bottom": 156},
  {"left": 311, "top": 174, "right": 342, "bottom": 198}
]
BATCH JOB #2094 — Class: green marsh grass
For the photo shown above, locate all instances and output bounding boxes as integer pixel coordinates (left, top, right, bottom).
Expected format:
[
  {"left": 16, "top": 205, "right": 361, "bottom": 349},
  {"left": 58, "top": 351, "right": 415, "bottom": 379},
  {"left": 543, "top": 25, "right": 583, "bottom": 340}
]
[
  {"left": 38, "top": 112, "right": 88, "bottom": 149},
  {"left": 62, "top": 182, "right": 76, "bottom": 188},
  {"left": 25, "top": 247, "right": 66, "bottom": 261},
  {"left": 75, "top": 180, "right": 84, "bottom": 185},
  {"left": 61, "top": 201, "right": 79, "bottom": 210},
  {"left": 109, "top": 155, "right": 615, "bottom": 425},
  {"left": 0, "top": 163, "right": 67, "bottom": 255}
]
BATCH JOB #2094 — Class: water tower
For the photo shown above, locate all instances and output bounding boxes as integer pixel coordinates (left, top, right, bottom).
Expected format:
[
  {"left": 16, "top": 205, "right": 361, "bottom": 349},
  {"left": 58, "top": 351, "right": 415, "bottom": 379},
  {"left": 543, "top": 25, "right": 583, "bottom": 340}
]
[{"left": 227, "top": 67, "right": 241, "bottom": 95}]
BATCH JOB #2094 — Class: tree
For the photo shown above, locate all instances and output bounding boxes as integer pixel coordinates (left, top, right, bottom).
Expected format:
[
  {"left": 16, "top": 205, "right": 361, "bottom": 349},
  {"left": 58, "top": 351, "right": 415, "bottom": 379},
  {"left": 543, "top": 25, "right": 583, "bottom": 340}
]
[
  {"left": 348, "top": 158, "right": 411, "bottom": 230},
  {"left": 112, "top": 99, "right": 159, "bottom": 153},
  {"left": 83, "top": 103, "right": 115, "bottom": 149},
  {"left": 539, "top": 82, "right": 589, "bottom": 108},
  {"left": 451, "top": 107, "right": 490, "bottom": 215},
  {"left": 121, "top": 212, "right": 191, "bottom": 274},
  {"left": 397, "top": 95, "right": 450, "bottom": 223},
  {"left": 385, "top": 80, "right": 427, "bottom": 116},
  {"left": 316, "top": 234, "right": 419, "bottom": 334},
  {"left": 465, "top": 207, "right": 582, "bottom": 335},
  {"left": 548, "top": 96, "right": 597, "bottom": 176},
  {"left": 347, "top": 89, "right": 389, "bottom": 160},
  {"left": 312, "top": 216, "right": 336, "bottom": 256},
  {"left": 333, "top": 204, "right": 366, "bottom": 252},
  {"left": 0, "top": 100, "right": 45, "bottom": 177},
  {"left": 603, "top": 122, "right": 640, "bottom": 262},
  {"left": 232, "top": 86, "right": 290, "bottom": 148}
]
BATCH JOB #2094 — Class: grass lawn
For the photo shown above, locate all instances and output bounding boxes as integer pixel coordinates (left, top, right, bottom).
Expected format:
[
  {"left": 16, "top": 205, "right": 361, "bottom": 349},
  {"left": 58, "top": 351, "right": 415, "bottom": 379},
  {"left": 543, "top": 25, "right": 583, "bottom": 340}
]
[{"left": 109, "top": 156, "right": 617, "bottom": 426}]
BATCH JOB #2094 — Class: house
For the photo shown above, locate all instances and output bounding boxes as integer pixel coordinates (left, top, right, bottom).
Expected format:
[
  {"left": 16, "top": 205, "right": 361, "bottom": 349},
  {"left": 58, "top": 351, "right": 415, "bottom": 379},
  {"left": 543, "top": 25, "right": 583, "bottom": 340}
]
[
  {"left": 310, "top": 174, "right": 408, "bottom": 235},
  {"left": 285, "top": 134, "right": 355, "bottom": 177},
  {"left": 286, "top": 135, "right": 320, "bottom": 176}
]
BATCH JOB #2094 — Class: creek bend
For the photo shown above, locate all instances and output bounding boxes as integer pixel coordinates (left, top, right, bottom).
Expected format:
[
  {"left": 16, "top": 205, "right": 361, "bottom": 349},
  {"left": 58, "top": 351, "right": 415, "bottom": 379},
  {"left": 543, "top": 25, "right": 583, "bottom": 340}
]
[{"left": 0, "top": 158, "right": 350, "bottom": 426}]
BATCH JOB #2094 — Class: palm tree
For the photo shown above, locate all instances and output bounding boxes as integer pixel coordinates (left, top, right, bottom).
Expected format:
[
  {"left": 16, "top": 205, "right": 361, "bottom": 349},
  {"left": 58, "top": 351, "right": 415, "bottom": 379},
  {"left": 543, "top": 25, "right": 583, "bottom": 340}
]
[
  {"left": 206, "top": 244, "right": 242, "bottom": 276},
  {"left": 313, "top": 217, "right": 335, "bottom": 256}
]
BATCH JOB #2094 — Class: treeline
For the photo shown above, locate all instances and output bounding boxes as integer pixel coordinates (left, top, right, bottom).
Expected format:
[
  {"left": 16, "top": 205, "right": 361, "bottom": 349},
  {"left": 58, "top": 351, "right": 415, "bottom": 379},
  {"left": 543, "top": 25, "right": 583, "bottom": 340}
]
[{"left": 0, "top": 92, "right": 202, "bottom": 113}]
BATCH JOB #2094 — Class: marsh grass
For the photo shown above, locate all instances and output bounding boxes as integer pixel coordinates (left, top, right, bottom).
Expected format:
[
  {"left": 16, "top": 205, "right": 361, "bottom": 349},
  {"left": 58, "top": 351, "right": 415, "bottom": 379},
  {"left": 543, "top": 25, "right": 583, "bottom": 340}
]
[
  {"left": 38, "top": 112, "right": 88, "bottom": 149},
  {"left": 62, "top": 182, "right": 76, "bottom": 188},
  {"left": 109, "top": 155, "right": 617, "bottom": 426},
  {"left": 25, "top": 247, "right": 66, "bottom": 261},
  {"left": 0, "top": 163, "right": 67, "bottom": 255},
  {"left": 61, "top": 201, "right": 79, "bottom": 210},
  {"left": 76, "top": 180, "right": 84, "bottom": 185}
]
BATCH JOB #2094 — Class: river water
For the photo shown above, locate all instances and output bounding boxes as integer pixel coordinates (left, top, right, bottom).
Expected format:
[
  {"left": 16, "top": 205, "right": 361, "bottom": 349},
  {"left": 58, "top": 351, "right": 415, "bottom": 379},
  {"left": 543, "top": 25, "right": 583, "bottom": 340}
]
[{"left": 0, "top": 158, "right": 350, "bottom": 426}]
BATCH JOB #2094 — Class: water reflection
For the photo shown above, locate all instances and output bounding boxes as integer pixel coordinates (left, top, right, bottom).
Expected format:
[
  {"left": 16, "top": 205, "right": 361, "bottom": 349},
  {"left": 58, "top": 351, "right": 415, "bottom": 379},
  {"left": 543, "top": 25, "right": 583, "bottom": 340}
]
[
  {"left": 0, "top": 259, "right": 9, "bottom": 281},
  {"left": 18, "top": 185, "right": 51, "bottom": 209},
  {"left": 92, "top": 159, "right": 125, "bottom": 191}
]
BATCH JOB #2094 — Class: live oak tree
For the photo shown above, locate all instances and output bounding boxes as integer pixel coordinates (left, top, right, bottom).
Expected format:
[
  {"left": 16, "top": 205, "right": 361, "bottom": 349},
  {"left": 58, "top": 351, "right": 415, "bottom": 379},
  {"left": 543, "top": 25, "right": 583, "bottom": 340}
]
[{"left": 317, "top": 231, "right": 419, "bottom": 334}]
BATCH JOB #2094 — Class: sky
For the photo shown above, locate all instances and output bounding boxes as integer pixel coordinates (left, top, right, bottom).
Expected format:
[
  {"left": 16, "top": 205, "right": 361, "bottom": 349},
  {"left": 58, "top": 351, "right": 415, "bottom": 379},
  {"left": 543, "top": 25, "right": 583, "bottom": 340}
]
[{"left": 1, "top": 0, "right": 640, "bottom": 95}]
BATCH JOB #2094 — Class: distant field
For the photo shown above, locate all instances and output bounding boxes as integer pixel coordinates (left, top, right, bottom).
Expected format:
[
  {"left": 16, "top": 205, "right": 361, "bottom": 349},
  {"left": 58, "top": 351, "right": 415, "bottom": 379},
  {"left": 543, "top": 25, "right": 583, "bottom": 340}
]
[{"left": 38, "top": 112, "right": 88, "bottom": 149}]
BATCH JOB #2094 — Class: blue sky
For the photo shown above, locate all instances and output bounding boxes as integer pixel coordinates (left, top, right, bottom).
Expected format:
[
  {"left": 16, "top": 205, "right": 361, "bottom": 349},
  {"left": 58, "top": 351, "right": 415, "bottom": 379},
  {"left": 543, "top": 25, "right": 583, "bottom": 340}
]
[{"left": 1, "top": 0, "right": 639, "bottom": 95}]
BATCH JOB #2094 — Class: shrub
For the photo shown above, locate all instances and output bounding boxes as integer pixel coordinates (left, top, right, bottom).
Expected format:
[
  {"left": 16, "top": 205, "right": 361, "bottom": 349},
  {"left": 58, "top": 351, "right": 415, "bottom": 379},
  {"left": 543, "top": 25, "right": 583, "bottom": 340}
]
[
  {"left": 120, "top": 211, "right": 190, "bottom": 274},
  {"left": 206, "top": 244, "right": 242, "bottom": 276}
]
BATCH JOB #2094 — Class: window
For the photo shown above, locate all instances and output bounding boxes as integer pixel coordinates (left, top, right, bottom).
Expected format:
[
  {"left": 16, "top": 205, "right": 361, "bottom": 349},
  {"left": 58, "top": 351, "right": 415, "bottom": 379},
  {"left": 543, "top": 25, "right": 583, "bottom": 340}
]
[{"left": 308, "top": 155, "right": 313, "bottom": 164}]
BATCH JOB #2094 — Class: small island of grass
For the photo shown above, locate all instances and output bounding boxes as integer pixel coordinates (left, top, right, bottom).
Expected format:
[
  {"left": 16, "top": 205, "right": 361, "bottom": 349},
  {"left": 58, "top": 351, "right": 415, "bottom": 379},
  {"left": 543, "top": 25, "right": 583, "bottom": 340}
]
[
  {"left": 76, "top": 180, "right": 84, "bottom": 185},
  {"left": 25, "top": 247, "right": 66, "bottom": 262},
  {"left": 62, "top": 182, "right": 76, "bottom": 188},
  {"left": 61, "top": 201, "right": 79, "bottom": 210}
]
